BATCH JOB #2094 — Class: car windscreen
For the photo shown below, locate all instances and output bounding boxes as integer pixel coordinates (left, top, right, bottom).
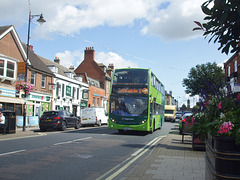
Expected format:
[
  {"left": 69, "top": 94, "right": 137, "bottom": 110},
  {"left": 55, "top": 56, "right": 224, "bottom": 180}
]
[{"left": 43, "top": 111, "right": 59, "bottom": 117}]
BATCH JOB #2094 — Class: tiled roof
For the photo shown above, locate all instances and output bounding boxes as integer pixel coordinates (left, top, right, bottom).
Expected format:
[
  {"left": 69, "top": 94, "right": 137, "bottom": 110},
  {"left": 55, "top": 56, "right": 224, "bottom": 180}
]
[
  {"left": 0, "top": 25, "right": 12, "bottom": 35},
  {"left": 21, "top": 42, "right": 54, "bottom": 76},
  {"left": 37, "top": 55, "right": 74, "bottom": 77}
]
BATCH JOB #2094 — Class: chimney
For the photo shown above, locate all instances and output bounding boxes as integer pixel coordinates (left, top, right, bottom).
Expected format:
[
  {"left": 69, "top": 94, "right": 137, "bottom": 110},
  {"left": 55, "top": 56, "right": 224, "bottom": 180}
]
[
  {"left": 54, "top": 57, "right": 60, "bottom": 64},
  {"left": 108, "top": 63, "right": 114, "bottom": 70},
  {"left": 69, "top": 65, "right": 74, "bottom": 70},
  {"left": 84, "top": 47, "right": 95, "bottom": 62},
  {"left": 29, "top": 45, "right": 34, "bottom": 52}
]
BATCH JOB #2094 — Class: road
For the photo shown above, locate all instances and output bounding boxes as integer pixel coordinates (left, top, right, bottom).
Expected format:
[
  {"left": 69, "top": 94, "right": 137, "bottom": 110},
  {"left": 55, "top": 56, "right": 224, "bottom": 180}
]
[{"left": 0, "top": 122, "right": 175, "bottom": 180}]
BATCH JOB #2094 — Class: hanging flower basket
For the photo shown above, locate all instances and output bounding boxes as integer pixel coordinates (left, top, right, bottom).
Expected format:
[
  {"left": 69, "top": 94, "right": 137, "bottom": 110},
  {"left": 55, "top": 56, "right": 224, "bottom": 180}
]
[{"left": 16, "top": 82, "right": 35, "bottom": 95}]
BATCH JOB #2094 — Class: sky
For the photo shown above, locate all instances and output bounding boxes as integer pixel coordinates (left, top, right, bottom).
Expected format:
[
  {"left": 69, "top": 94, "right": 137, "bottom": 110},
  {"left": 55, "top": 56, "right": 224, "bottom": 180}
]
[{"left": 0, "top": 0, "right": 230, "bottom": 107}]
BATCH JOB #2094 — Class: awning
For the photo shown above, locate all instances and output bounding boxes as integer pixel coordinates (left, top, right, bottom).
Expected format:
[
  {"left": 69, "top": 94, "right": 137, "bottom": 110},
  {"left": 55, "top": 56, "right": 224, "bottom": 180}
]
[{"left": 0, "top": 96, "right": 25, "bottom": 104}]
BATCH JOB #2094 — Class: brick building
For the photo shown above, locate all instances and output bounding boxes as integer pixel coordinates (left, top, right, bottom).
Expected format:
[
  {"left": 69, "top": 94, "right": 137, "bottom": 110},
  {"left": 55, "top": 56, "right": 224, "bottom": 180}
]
[
  {"left": 74, "top": 47, "right": 114, "bottom": 110},
  {"left": 0, "top": 25, "right": 54, "bottom": 125},
  {"left": 224, "top": 52, "right": 240, "bottom": 93}
]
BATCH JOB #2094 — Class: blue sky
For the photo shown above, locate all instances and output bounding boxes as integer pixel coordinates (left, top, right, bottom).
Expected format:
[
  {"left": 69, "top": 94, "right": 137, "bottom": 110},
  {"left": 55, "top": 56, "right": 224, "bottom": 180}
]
[{"left": 0, "top": 0, "right": 229, "bottom": 107}]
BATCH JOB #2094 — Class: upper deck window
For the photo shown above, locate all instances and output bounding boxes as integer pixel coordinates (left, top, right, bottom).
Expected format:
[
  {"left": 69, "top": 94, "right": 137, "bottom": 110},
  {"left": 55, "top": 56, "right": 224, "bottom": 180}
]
[{"left": 113, "top": 69, "right": 148, "bottom": 84}]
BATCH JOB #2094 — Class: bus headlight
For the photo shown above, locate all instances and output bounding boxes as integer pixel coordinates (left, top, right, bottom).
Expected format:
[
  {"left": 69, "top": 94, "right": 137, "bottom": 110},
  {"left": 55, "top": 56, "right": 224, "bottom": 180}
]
[
  {"left": 111, "top": 118, "right": 115, "bottom": 123},
  {"left": 141, "top": 120, "right": 147, "bottom": 124}
]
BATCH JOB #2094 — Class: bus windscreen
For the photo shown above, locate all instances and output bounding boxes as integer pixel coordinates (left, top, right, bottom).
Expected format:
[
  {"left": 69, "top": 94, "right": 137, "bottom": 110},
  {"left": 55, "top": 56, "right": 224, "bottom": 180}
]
[
  {"left": 113, "top": 69, "right": 148, "bottom": 84},
  {"left": 110, "top": 95, "right": 148, "bottom": 116}
]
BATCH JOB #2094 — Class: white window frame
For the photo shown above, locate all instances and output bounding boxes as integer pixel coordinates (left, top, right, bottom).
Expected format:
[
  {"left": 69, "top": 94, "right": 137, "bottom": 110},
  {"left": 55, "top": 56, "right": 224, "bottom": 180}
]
[
  {"left": 42, "top": 74, "right": 46, "bottom": 88},
  {"left": 0, "top": 54, "right": 18, "bottom": 83},
  {"left": 227, "top": 66, "right": 231, "bottom": 77},
  {"left": 31, "top": 71, "right": 36, "bottom": 85},
  {"left": 234, "top": 60, "right": 237, "bottom": 72}
]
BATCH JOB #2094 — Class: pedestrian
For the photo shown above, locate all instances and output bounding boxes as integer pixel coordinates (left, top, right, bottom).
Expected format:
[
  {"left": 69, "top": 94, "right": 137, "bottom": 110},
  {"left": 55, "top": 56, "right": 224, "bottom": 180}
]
[
  {"left": 0, "top": 104, "right": 3, "bottom": 112},
  {"left": 0, "top": 112, "right": 6, "bottom": 134}
]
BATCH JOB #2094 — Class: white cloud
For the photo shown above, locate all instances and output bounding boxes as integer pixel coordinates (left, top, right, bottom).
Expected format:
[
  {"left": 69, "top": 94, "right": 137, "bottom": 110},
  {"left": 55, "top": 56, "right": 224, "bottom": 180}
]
[
  {"left": 0, "top": 0, "right": 206, "bottom": 41},
  {"left": 55, "top": 50, "right": 83, "bottom": 68},
  {"left": 95, "top": 52, "right": 138, "bottom": 69},
  {"left": 55, "top": 50, "right": 138, "bottom": 70},
  {"left": 143, "top": 0, "right": 206, "bottom": 41}
]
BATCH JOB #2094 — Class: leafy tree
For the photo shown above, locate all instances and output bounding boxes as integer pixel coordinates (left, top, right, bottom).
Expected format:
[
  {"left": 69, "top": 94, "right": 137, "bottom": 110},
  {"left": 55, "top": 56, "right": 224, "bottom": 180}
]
[
  {"left": 194, "top": 0, "right": 240, "bottom": 54},
  {"left": 182, "top": 62, "right": 225, "bottom": 97},
  {"left": 180, "top": 104, "right": 187, "bottom": 111}
]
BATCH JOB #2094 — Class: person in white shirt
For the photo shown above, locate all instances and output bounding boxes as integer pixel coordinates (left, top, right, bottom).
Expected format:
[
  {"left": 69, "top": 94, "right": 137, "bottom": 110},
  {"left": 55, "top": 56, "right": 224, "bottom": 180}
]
[
  {"left": 0, "top": 112, "right": 5, "bottom": 124},
  {"left": 0, "top": 112, "right": 6, "bottom": 134}
]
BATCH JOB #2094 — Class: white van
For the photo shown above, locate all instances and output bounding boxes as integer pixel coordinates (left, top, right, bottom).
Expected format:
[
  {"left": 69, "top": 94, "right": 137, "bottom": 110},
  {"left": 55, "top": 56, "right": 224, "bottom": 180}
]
[{"left": 81, "top": 107, "right": 108, "bottom": 126}]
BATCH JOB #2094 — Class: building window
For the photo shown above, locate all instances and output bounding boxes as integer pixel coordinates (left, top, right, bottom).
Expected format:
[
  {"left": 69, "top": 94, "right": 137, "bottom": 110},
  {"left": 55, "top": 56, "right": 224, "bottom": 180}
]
[
  {"left": 228, "top": 66, "right": 231, "bottom": 77},
  {"left": 97, "top": 98, "right": 99, "bottom": 106},
  {"left": 0, "top": 60, "right": 4, "bottom": 76},
  {"left": 234, "top": 60, "right": 237, "bottom": 72},
  {"left": 82, "top": 90, "right": 89, "bottom": 99},
  {"left": 0, "top": 56, "right": 17, "bottom": 82},
  {"left": 93, "top": 97, "right": 95, "bottom": 106},
  {"left": 106, "top": 81, "right": 109, "bottom": 94},
  {"left": 62, "top": 84, "right": 65, "bottom": 97},
  {"left": 6, "top": 61, "right": 14, "bottom": 78},
  {"left": 42, "top": 75, "right": 46, "bottom": 88},
  {"left": 31, "top": 71, "right": 36, "bottom": 85}
]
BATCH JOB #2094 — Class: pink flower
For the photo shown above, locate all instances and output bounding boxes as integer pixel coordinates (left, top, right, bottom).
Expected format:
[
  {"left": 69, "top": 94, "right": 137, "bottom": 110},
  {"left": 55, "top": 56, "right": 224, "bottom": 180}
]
[
  {"left": 194, "top": 138, "right": 200, "bottom": 144},
  {"left": 217, "top": 102, "right": 222, "bottom": 110},
  {"left": 218, "top": 121, "right": 234, "bottom": 135}
]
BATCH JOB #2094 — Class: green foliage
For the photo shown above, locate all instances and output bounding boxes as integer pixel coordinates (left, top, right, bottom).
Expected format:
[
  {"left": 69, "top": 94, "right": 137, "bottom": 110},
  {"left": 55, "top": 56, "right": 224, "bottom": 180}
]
[
  {"left": 194, "top": 0, "right": 240, "bottom": 54},
  {"left": 182, "top": 62, "right": 224, "bottom": 96}
]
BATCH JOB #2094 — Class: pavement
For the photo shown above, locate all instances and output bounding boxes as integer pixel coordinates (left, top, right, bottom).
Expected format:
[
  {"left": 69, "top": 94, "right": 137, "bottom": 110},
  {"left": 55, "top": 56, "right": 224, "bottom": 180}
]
[
  {"left": 0, "top": 125, "right": 205, "bottom": 180},
  {"left": 120, "top": 124, "right": 205, "bottom": 180}
]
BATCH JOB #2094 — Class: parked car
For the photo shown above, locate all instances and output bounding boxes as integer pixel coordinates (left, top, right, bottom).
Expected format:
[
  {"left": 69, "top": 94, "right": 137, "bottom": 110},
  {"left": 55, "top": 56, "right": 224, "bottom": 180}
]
[
  {"left": 39, "top": 110, "right": 81, "bottom": 131},
  {"left": 179, "top": 112, "right": 193, "bottom": 134},
  {"left": 175, "top": 111, "right": 182, "bottom": 120},
  {"left": 81, "top": 107, "right": 108, "bottom": 126}
]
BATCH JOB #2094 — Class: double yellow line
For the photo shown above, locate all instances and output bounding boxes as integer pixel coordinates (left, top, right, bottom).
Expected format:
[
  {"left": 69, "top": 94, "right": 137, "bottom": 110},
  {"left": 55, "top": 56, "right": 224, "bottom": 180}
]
[{"left": 97, "top": 135, "right": 166, "bottom": 180}]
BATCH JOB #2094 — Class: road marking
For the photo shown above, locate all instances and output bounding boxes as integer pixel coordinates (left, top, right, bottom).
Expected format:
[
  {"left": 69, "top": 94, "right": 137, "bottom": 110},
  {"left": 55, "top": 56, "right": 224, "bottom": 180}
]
[
  {"left": 53, "top": 137, "right": 92, "bottom": 146},
  {"left": 53, "top": 141, "right": 73, "bottom": 146},
  {"left": 0, "top": 149, "right": 26, "bottom": 157},
  {"left": 72, "top": 137, "right": 92, "bottom": 142},
  {"left": 97, "top": 135, "right": 166, "bottom": 180},
  {"left": 131, "top": 137, "right": 162, "bottom": 157}
]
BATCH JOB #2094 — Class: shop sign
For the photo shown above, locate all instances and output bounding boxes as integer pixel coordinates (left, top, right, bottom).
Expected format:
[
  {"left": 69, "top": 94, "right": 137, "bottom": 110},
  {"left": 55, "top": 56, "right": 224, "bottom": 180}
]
[
  {"left": 31, "top": 95, "right": 44, "bottom": 100},
  {"left": 0, "top": 88, "right": 16, "bottom": 97},
  {"left": 30, "top": 95, "right": 51, "bottom": 102},
  {"left": 66, "top": 86, "right": 71, "bottom": 96},
  {"left": 80, "top": 102, "right": 87, "bottom": 107}
]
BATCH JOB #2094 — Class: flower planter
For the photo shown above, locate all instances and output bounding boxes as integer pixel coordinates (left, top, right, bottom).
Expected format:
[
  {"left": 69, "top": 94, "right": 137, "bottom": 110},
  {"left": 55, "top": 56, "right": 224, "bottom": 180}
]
[
  {"left": 192, "top": 131, "right": 205, "bottom": 151},
  {"left": 205, "top": 136, "right": 240, "bottom": 180}
]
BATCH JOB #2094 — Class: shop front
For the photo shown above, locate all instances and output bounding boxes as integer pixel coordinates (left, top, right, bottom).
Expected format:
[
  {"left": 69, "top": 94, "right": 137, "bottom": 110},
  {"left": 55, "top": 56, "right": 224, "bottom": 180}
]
[{"left": 16, "top": 92, "right": 51, "bottom": 127}]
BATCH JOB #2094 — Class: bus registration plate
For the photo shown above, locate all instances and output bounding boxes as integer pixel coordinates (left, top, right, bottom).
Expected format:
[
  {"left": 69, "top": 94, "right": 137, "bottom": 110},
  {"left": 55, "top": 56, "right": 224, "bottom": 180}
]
[{"left": 123, "top": 127, "right": 132, "bottom": 130}]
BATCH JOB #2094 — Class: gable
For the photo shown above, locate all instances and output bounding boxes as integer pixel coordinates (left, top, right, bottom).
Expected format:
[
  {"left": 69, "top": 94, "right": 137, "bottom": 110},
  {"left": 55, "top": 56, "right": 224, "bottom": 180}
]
[
  {"left": 0, "top": 25, "right": 26, "bottom": 63},
  {"left": 75, "top": 59, "right": 105, "bottom": 81}
]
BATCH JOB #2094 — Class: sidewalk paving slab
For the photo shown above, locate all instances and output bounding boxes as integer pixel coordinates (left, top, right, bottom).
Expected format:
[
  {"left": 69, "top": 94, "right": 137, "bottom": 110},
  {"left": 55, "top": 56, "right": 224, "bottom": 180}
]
[{"left": 120, "top": 132, "right": 205, "bottom": 180}]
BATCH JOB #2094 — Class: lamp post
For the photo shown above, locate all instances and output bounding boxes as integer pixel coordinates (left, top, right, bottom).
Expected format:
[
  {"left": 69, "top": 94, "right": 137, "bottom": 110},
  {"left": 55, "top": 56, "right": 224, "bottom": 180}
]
[{"left": 23, "top": 11, "right": 45, "bottom": 131}]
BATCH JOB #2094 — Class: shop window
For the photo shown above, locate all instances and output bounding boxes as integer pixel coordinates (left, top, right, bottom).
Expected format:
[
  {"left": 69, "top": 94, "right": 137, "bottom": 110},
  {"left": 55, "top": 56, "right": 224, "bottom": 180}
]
[
  {"left": 15, "top": 104, "right": 22, "bottom": 115},
  {"left": 6, "top": 103, "right": 14, "bottom": 111}
]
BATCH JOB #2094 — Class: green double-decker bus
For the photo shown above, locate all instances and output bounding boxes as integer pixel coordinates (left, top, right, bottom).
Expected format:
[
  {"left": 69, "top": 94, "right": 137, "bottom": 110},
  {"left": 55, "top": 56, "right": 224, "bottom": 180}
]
[{"left": 108, "top": 68, "right": 165, "bottom": 133}]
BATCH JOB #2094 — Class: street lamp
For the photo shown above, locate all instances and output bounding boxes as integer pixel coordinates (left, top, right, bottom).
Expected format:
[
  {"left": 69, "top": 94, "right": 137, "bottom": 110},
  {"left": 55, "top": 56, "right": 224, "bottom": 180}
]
[{"left": 23, "top": 11, "right": 46, "bottom": 131}]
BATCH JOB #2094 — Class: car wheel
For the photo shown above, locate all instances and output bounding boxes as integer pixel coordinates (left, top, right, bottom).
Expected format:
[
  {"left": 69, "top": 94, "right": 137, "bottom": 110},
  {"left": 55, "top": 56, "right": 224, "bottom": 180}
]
[
  {"left": 40, "top": 127, "right": 46, "bottom": 132},
  {"left": 75, "top": 121, "right": 81, "bottom": 129},
  {"left": 118, "top": 129, "right": 124, "bottom": 133},
  {"left": 61, "top": 121, "right": 67, "bottom": 131}
]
